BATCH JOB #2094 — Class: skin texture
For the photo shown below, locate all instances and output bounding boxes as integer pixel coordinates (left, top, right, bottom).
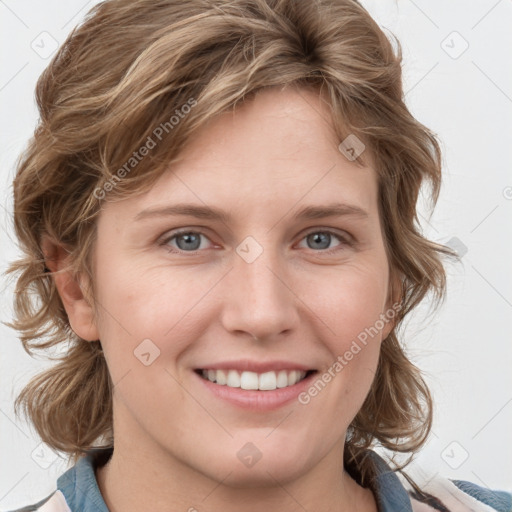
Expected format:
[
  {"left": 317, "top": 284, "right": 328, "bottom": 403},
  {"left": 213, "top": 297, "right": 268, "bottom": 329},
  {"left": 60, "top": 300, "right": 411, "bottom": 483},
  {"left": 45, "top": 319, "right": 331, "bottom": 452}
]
[{"left": 46, "top": 86, "right": 398, "bottom": 512}]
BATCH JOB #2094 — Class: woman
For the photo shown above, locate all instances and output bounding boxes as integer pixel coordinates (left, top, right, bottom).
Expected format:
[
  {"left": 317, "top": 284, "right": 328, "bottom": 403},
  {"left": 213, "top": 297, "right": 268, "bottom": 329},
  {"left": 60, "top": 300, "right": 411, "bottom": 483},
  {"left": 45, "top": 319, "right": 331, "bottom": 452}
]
[{"left": 6, "top": 0, "right": 511, "bottom": 511}]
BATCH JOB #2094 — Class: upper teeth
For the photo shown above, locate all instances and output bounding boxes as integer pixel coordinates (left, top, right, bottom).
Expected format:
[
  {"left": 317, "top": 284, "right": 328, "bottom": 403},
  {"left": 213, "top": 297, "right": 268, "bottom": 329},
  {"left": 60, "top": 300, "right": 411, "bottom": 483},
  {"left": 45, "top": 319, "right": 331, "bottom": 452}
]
[{"left": 201, "top": 369, "right": 307, "bottom": 391}]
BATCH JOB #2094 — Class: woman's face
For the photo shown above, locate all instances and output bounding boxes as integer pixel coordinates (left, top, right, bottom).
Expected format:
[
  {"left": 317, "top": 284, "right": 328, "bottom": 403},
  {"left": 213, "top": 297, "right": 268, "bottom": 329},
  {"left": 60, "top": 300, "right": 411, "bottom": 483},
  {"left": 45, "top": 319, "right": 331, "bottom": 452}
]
[{"left": 87, "top": 86, "right": 396, "bottom": 485}]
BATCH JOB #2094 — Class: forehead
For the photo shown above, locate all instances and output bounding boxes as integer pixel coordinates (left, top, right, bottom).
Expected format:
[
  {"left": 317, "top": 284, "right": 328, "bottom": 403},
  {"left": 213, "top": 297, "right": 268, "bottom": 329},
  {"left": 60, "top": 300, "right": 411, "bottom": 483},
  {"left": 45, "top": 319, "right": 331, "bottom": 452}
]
[{"left": 105, "top": 86, "right": 379, "bottom": 224}]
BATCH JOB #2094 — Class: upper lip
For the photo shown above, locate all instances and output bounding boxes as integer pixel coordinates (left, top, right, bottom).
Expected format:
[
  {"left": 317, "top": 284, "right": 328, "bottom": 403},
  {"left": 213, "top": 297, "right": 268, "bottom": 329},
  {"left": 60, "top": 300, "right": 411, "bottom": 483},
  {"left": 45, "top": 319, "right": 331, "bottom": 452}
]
[{"left": 195, "top": 360, "right": 316, "bottom": 373}]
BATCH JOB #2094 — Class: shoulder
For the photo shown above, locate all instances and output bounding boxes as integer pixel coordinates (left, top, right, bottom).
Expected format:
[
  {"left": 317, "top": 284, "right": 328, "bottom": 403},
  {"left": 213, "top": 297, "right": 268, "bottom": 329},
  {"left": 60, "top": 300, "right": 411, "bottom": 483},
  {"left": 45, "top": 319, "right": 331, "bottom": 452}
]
[
  {"left": 4, "top": 490, "right": 71, "bottom": 512},
  {"left": 5, "top": 447, "right": 112, "bottom": 512},
  {"left": 452, "top": 479, "right": 512, "bottom": 510},
  {"left": 360, "top": 449, "right": 511, "bottom": 512},
  {"left": 409, "top": 474, "right": 512, "bottom": 512}
]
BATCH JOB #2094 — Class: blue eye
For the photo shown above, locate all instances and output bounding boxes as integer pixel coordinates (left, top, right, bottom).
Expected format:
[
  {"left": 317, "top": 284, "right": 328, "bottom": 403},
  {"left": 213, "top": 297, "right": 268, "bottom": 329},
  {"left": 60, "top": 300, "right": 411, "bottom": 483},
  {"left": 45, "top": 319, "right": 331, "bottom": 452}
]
[
  {"left": 164, "top": 231, "right": 210, "bottom": 252},
  {"left": 161, "top": 229, "right": 351, "bottom": 254},
  {"left": 298, "top": 230, "right": 349, "bottom": 253}
]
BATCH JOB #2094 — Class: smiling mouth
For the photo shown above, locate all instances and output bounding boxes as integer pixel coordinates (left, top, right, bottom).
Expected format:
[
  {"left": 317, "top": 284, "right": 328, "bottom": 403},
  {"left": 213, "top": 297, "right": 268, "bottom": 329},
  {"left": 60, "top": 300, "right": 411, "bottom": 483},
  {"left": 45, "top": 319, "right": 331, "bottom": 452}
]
[{"left": 195, "top": 369, "right": 317, "bottom": 391}]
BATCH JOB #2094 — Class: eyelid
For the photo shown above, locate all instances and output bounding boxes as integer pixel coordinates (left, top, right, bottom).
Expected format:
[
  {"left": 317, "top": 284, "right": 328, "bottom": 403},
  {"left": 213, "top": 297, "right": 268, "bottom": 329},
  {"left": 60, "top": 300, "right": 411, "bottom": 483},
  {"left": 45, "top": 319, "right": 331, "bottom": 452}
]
[
  {"left": 300, "top": 226, "right": 354, "bottom": 243},
  {"left": 159, "top": 226, "right": 355, "bottom": 254},
  {"left": 158, "top": 227, "right": 215, "bottom": 252},
  {"left": 296, "top": 227, "right": 355, "bottom": 254}
]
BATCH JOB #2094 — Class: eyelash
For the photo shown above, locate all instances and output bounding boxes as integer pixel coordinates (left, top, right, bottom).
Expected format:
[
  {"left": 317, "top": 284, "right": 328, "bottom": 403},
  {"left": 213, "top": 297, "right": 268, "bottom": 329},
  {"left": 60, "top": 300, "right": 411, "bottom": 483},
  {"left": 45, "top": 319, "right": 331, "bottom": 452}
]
[{"left": 159, "top": 228, "right": 354, "bottom": 255}]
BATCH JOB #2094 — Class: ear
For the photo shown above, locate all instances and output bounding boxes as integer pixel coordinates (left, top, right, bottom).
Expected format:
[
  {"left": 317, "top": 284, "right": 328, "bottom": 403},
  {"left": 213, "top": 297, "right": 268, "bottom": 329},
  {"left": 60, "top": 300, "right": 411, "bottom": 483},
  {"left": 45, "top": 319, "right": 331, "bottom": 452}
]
[
  {"left": 381, "top": 270, "right": 403, "bottom": 339},
  {"left": 41, "top": 236, "right": 99, "bottom": 342}
]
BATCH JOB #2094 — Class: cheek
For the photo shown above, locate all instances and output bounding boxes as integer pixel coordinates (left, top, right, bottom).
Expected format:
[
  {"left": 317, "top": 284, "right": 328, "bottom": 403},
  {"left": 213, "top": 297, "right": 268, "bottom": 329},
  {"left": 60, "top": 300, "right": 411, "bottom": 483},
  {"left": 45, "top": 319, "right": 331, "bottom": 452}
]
[
  {"left": 303, "top": 261, "right": 389, "bottom": 407},
  {"left": 91, "top": 263, "right": 173, "bottom": 362},
  {"left": 91, "top": 256, "right": 224, "bottom": 376},
  {"left": 315, "top": 262, "right": 390, "bottom": 352},
  {"left": 90, "top": 264, "right": 201, "bottom": 419},
  {"left": 94, "top": 256, "right": 181, "bottom": 333}
]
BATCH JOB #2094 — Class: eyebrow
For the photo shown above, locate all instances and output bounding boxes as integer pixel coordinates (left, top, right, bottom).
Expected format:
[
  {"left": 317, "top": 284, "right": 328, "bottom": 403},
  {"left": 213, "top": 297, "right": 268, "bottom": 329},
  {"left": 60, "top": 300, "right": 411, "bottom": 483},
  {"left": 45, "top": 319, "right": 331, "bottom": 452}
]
[{"left": 134, "top": 202, "right": 368, "bottom": 223}]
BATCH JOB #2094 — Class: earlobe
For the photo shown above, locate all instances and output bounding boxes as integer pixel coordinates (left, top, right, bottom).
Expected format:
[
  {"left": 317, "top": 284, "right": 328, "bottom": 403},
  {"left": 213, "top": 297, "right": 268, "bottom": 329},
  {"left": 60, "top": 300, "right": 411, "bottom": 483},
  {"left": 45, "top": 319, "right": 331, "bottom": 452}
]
[
  {"left": 41, "top": 236, "right": 99, "bottom": 342},
  {"left": 382, "top": 272, "right": 403, "bottom": 339}
]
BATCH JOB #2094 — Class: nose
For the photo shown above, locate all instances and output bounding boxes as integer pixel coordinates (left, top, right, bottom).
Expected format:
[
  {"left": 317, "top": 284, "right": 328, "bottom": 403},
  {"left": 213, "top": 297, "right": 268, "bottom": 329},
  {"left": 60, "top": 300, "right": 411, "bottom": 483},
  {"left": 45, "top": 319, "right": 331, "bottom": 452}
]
[{"left": 219, "top": 238, "right": 300, "bottom": 342}]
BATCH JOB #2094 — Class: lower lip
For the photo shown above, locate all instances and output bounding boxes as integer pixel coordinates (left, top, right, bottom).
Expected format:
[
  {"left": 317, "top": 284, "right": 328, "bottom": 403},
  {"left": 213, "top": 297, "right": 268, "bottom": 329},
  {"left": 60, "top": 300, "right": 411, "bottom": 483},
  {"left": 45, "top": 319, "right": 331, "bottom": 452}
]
[{"left": 194, "top": 371, "right": 317, "bottom": 411}]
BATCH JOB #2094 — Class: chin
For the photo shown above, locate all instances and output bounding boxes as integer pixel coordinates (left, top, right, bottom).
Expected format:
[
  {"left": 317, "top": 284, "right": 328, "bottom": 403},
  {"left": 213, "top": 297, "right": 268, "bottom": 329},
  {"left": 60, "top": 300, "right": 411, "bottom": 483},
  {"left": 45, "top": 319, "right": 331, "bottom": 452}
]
[
  {"left": 205, "top": 459, "right": 307, "bottom": 489},
  {"left": 189, "top": 440, "right": 314, "bottom": 489}
]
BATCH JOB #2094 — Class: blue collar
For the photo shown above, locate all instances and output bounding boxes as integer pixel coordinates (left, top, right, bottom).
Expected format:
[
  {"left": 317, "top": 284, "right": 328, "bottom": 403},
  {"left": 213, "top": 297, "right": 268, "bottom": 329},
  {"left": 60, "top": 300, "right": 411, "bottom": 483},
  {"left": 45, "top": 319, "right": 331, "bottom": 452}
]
[
  {"left": 57, "top": 447, "right": 413, "bottom": 512},
  {"left": 57, "top": 448, "right": 111, "bottom": 512}
]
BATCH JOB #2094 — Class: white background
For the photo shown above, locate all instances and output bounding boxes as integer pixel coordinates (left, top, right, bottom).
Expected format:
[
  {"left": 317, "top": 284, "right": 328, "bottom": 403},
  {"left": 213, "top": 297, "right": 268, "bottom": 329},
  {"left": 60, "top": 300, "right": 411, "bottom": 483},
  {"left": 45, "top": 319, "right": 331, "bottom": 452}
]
[{"left": 1, "top": 0, "right": 511, "bottom": 509}]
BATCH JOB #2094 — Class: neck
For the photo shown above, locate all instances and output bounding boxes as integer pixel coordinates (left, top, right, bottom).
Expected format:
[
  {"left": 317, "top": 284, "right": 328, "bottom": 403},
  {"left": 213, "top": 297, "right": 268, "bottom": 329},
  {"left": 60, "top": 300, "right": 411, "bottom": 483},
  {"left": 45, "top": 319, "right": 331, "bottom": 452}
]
[{"left": 95, "top": 438, "right": 377, "bottom": 512}]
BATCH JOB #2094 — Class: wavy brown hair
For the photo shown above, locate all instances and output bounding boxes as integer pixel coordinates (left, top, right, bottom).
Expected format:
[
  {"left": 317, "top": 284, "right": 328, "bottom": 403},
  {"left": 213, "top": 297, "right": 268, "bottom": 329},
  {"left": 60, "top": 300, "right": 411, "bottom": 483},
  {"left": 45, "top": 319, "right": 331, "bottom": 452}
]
[{"left": 8, "top": 0, "right": 452, "bottom": 485}]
